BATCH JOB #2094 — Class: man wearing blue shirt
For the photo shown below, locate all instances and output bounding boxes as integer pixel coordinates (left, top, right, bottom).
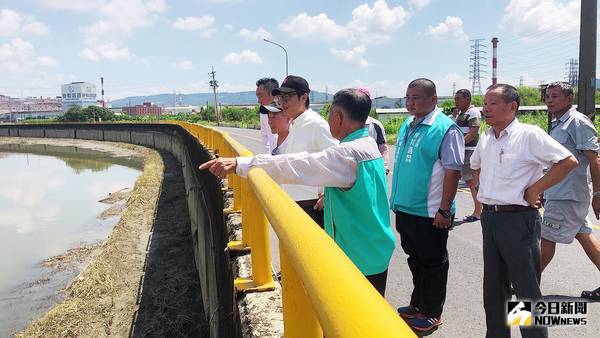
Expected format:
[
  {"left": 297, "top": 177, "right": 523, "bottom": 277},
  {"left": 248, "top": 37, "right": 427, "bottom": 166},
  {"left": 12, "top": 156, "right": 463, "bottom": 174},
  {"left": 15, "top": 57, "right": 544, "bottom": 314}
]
[{"left": 541, "top": 82, "right": 600, "bottom": 301}]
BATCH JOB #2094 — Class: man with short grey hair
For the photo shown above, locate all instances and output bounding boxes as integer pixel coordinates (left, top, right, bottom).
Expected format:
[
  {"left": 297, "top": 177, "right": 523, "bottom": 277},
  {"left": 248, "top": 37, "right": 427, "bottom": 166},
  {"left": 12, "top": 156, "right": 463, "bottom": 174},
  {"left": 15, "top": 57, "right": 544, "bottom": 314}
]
[
  {"left": 256, "top": 77, "right": 279, "bottom": 153},
  {"left": 540, "top": 81, "right": 600, "bottom": 301}
]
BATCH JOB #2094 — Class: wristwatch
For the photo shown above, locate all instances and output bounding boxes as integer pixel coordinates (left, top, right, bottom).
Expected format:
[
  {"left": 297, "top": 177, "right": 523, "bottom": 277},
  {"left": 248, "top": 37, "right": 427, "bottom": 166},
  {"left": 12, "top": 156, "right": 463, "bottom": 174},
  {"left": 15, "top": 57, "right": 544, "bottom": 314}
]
[
  {"left": 438, "top": 208, "right": 452, "bottom": 219},
  {"left": 593, "top": 191, "right": 600, "bottom": 198}
]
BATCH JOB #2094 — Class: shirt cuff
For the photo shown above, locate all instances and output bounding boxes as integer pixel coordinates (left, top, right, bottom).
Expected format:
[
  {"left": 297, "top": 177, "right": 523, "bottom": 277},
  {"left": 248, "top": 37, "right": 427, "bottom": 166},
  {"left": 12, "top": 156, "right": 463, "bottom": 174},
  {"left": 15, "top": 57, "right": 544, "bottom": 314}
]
[{"left": 235, "top": 157, "right": 253, "bottom": 177}]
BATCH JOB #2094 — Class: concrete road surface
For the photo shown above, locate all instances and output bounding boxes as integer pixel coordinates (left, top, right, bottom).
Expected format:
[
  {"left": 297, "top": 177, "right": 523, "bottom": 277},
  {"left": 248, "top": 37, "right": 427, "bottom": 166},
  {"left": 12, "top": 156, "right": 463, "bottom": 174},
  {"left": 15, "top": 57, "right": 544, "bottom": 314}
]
[{"left": 217, "top": 126, "right": 599, "bottom": 337}]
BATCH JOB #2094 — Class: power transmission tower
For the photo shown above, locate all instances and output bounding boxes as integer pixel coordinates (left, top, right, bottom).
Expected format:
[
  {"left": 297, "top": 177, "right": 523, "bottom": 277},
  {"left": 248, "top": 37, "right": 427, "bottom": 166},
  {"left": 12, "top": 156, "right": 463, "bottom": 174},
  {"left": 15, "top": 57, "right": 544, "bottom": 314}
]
[
  {"left": 469, "top": 39, "right": 487, "bottom": 95},
  {"left": 519, "top": 76, "right": 524, "bottom": 87},
  {"left": 565, "top": 58, "right": 579, "bottom": 87},
  {"left": 208, "top": 66, "right": 221, "bottom": 126}
]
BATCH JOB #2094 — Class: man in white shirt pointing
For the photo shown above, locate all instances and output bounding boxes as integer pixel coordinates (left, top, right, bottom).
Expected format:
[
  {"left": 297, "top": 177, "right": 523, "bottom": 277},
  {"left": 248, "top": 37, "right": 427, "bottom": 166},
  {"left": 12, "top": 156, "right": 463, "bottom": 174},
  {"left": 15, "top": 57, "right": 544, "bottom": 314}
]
[{"left": 200, "top": 88, "right": 395, "bottom": 295}]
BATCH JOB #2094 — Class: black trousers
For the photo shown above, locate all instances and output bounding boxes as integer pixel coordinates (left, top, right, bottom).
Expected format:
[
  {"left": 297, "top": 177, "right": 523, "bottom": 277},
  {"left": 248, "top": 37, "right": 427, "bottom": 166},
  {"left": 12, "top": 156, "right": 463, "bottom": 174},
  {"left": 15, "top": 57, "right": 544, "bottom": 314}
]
[
  {"left": 366, "top": 269, "right": 388, "bottom": 297},
  {"left": 481, "top": 210, "right": 548, "bottom": 338},
  {"left": 298, "top": 200, "right": 324, "bottom": 229},
  {"left": 395, "top": 211, "right": 449, "bottom": 318}
]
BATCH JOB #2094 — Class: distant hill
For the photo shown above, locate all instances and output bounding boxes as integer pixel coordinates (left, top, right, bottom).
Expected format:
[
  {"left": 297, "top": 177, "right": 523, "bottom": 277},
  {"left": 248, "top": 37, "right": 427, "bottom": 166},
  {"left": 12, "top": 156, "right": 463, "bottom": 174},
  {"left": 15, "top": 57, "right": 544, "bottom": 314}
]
[{"left": 110, "top": 91, "right": 403, "bottom": 108}]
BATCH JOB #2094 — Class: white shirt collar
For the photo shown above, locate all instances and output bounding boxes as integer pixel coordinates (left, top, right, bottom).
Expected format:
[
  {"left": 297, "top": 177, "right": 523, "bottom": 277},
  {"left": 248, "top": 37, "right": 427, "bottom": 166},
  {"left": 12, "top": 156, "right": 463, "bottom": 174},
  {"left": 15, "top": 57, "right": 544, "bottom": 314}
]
[
  {"left": 420, "top": 106, "right": 441, "bottom": 126},
  {"left": 486, "top": 117, "right": 520, "bottom": 138}
]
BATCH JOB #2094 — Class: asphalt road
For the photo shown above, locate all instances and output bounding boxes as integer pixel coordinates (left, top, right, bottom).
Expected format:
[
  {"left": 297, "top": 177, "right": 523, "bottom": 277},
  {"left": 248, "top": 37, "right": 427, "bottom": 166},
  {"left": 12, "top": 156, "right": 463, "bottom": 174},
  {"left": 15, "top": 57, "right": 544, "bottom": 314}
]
[{"left": 217, "top": 126, "right": 599, "bottom": 338}]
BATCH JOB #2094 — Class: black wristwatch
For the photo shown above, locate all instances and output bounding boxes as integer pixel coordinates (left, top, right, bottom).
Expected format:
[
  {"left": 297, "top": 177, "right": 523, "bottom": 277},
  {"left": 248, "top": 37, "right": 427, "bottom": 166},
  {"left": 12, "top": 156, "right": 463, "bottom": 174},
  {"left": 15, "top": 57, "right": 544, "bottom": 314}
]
[{"left": 438, "top": 208, "right": 452, "bottom": 219}]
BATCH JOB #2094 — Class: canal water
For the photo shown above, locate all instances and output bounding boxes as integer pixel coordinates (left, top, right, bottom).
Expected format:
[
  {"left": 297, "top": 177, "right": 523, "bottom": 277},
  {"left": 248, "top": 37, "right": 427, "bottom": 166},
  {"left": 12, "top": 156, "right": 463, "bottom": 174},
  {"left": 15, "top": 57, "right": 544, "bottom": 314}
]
[{"left": 0, "top": 145, "right": 143, "bottom": 337}]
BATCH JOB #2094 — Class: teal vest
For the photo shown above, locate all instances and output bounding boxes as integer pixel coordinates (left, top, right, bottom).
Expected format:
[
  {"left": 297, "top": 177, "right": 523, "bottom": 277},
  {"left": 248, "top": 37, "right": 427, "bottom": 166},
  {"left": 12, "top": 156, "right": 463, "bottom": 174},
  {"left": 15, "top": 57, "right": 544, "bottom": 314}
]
[
  {"left": 390, "top": 111, "right": 456, "bottom": 217},
  {"left": 324, "top": 128, "right": 396, "bottom": 276}
]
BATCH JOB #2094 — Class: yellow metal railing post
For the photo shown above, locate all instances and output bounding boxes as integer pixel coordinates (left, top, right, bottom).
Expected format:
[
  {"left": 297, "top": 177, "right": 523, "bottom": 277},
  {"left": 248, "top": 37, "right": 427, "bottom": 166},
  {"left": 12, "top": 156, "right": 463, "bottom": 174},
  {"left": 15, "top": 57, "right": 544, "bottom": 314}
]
[
  {"left": 280, "top": 245, "right": 322, "bottom": 338},
  {"left": 234, "top": 178, "right": 275, "bottom": 292},
  {"left": 228, "top": 178, "right": 252, "bottom": 252}
]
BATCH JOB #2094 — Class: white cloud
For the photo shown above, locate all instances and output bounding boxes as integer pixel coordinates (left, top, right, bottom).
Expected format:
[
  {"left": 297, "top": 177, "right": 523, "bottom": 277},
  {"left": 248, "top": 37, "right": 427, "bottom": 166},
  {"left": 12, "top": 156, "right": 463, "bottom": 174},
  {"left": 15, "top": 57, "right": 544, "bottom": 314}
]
[
  {"left": 173, "top": 16, "right": 215, "bottom": 30},
  {"left": 45, "top": 0, "right": 167, "bottom": 61},
  {"left": 443, "top": 73, "right": 471, "bottom": 94},
  {"left": 350, "top": 0, "right": 409, "bottom": 33},
  {"left": 330, "top": 45, "right": 369, "bottom": 67},
  {"left": 340, "top": 79, "right": 408, "bottom": 98},
  {"left": 0, "top": 9, "right": 49, "bottom": 37},
  {"left": 80, "top": 43, "right": 131, "bottom": 61},
  {"left": 173, "top": 60, "right": 194, "bottom": 71},
  {"left": 427, "top": 16, "right": 467, "bottom": 40},
  {"left": 278, "top": 13, "right": 349, "bottom": 41},
  {"left": 409, "top": 0, "right": 432, "bottom": 10},
  {"left": 500, "top": 0, "right": 579, "bottom": 37},
  {"left": 224, "top": 50, "right": 263, "bottom": 65},
  {"left": 0, "top": 38, "right": 57, "bottom": 74},
  {"left": 279, "top": 1, "right": 409, "bottom": 44},
  {"left": 224, "top": 24, "right": 233, "bottom": 31},
  {"left": 238, "top": 27, "right": 272, "bottom": 40}
]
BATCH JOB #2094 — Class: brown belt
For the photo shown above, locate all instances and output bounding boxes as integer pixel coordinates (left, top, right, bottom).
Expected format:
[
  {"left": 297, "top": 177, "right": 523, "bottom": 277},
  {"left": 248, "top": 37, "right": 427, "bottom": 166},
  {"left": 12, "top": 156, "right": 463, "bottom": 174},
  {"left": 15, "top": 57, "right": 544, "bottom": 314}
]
[
  {"left": 296, "top": 199, "right": 319, "bottom": 208},
  {"left": 482, "top": 204, "right": 536, "bottom": 213}
]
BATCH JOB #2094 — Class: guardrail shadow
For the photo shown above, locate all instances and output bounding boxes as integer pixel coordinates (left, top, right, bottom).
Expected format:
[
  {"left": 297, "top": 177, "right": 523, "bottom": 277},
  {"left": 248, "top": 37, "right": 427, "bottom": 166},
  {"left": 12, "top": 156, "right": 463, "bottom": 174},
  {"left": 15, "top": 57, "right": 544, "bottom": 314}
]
[{"left": 130, "top": 151, "right": 208, "bottom": 337}]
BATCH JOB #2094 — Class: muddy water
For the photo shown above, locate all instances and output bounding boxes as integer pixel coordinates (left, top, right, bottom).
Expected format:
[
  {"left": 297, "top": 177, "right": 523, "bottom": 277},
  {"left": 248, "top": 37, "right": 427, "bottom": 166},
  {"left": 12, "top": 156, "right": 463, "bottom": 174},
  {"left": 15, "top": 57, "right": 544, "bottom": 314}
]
[{"left": 0, "top": 146, "right": 142, "bottom": 337}]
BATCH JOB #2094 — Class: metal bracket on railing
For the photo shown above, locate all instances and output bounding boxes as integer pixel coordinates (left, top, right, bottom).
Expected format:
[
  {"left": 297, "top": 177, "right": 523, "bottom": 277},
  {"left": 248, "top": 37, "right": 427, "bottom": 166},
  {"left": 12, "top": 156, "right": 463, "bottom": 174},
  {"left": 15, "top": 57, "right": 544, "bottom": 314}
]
[
  {"left": 227, "top": 240, "right": 250, "bottom": 252},
  {"left": 234, "top": 277, "right": 275, "bottom": 293}
]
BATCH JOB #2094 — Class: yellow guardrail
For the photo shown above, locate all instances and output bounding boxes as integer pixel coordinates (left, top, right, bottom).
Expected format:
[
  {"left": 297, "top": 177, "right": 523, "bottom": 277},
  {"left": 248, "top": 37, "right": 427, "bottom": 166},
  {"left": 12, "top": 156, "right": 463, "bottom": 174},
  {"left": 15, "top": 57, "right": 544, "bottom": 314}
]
[{"left": 172, "top": 121, "right": 416, "bottom": 337}]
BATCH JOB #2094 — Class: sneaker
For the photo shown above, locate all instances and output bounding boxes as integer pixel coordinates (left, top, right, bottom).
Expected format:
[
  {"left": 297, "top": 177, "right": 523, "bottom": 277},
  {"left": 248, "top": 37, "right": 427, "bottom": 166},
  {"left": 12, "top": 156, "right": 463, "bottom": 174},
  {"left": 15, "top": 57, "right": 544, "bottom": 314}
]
[
  {"left": 408, "top": 313, "right": 444, "bottom": 332},
  {"left": 397, "top": 305, "right": 420, "bottom": 319}
]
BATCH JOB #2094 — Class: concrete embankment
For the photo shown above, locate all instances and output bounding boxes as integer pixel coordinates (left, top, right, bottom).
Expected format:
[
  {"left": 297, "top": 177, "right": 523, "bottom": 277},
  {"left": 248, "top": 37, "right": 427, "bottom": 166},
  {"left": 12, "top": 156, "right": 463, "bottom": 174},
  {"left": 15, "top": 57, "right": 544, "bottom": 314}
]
[{"left": 0, "top": 123, "right": 237, "bottom": 337}]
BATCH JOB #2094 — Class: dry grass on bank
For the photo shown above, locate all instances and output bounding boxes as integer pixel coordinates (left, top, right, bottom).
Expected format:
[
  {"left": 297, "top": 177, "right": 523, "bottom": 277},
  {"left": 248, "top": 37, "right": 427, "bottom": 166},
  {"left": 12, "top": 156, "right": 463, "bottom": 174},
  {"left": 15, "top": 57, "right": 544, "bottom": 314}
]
[{"left": 16, "top": 145, "right": 164, "bottom": 338}]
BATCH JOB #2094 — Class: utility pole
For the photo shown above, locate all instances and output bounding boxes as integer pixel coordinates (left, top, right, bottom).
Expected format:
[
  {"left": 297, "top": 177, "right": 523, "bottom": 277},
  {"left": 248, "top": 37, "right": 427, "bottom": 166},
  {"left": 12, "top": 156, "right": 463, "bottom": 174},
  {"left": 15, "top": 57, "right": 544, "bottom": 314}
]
[
  {"left": 452, "top": 82, "right": 456, "bottom": 96},
  {"left": 325, "top": 86, "right": 329, "bottom": 102},
  {"left": 519, "top": 75, "right": 524, "bottom": 87},
  {"left": 491, "top": 37, "right": 499, "bottom": 86},
  {"left": 577, "top": 0, "right": 597, "bottom": 120},
  {"left": 565, "top": 58, "right": 579, "bottom": 87},
  {"left": 208, "top": 66, "right": 221, "bottom": 126},
  {"left": 469, "top": 39, "right": 487, "bottom": 95}
]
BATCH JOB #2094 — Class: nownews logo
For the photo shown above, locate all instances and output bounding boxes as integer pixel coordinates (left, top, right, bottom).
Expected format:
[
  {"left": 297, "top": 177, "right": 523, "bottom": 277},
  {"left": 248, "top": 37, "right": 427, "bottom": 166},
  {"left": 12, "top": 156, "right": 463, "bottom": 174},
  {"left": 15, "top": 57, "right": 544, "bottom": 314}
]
[{"left": 507, "top": 301, "right": 588, "bottom": 327}]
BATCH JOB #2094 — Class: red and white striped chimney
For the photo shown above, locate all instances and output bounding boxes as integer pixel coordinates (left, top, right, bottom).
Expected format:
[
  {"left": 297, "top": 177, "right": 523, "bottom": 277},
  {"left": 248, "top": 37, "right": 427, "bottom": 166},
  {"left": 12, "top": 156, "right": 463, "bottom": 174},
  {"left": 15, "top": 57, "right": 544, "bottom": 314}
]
[{"left": 491, "top": 37, "right": 499, "bottom": 85}]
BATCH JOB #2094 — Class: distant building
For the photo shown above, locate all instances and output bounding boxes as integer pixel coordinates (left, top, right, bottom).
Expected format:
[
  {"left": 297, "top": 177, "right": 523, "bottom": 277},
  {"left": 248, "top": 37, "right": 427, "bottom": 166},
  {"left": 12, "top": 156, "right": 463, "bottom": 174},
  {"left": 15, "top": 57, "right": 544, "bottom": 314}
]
[
  {"left": 61, "top": 82, "right": 98, "bottom": 112},
  {"left": 163, "top": 105, "right": 199, "bottom": 115},
  {"left": 122, "top": 102, "right": 163, "bottom": 116},
  {"left": 0, "top": 95, "right": 62, "bottom": 122}
]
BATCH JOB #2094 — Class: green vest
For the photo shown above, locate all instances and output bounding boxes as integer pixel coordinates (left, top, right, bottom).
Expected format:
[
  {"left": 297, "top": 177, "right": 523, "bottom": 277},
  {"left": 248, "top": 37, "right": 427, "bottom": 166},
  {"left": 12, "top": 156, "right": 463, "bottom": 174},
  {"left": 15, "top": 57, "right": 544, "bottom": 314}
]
[
  {"left": 390, "top": 111, "right": 456, "bottom": 217},
  {"left": 324, "top": 128, "right": 395, "bottom": 276}
]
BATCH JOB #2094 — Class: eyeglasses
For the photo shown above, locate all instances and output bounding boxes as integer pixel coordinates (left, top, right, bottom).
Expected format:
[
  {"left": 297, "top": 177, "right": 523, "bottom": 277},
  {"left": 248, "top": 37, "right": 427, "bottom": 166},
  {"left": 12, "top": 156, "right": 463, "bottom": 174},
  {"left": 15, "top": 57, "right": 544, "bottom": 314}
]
[{"left": 276, "top": 92, "right": 298, "bottom": 103}]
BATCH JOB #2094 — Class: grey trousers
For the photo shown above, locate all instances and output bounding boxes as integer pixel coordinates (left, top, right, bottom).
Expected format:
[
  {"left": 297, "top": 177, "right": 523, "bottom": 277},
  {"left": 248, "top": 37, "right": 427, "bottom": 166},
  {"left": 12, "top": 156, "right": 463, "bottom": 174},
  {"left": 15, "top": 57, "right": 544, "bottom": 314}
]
[{"left": 481, "top": 209, "right": 548, "bottom": 338}]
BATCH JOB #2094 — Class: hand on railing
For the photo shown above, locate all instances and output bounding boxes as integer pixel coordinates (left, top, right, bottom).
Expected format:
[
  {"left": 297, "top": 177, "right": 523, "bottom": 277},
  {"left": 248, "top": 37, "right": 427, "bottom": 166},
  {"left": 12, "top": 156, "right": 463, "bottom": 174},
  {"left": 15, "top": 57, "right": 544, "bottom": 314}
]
[{"left": 199, "top": 158, "right": 237, "bottom": 179}]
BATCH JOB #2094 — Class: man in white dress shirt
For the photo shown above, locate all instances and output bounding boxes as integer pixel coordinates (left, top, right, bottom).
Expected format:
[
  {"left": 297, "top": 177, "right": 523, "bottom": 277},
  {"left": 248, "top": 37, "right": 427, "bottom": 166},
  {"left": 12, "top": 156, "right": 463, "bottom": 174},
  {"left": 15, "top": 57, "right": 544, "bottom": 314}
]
[
  {"left": 199, "top": 88, "right": 395, "bottom": 295},
  {"left": 270, "top": 75, "right": 338, "bottom": 228},
  {"left": 470, "top": 83, "right": 577, "bottom": 338}
]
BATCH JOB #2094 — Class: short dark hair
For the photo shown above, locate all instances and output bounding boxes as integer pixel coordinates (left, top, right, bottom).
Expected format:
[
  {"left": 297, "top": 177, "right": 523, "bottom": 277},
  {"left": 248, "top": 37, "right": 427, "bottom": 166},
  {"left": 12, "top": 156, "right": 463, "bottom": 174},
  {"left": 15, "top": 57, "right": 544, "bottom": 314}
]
[
  {"left": 455, "top": 89, "right": 471, "bottom": 101},
  {"left": 408, "top": 78, "right": 437, "bottom": 97},
  {"left": 546, "top": 81, "right": 574, "bottom": 97},
  {"left": 256, "top": 78, "right": 279, "bottom": 95},
  {"left": 487, "top": 83, "right": 520, "bottom": 110},
  {"left": 331, "top": 88, "right": 372, "bottom": 123}
]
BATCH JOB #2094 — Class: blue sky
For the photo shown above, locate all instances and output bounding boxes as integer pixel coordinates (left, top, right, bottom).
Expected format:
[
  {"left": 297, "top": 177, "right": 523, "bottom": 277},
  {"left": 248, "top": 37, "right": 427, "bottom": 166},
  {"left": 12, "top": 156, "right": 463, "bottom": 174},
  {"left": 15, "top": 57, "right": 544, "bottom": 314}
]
[{"left": 0, "top": 0, "right": 592, "bottom": 101}]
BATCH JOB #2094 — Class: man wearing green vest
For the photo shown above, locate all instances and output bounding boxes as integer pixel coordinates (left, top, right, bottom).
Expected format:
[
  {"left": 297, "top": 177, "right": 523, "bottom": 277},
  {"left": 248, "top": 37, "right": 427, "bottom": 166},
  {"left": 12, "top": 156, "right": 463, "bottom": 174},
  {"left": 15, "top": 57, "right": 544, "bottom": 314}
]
[
  {"left": 199, "top": 88, "right": 396, "bottom": 295},
  {"left": 391, "top": 78, "right": 464, "bottom": 332}
]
